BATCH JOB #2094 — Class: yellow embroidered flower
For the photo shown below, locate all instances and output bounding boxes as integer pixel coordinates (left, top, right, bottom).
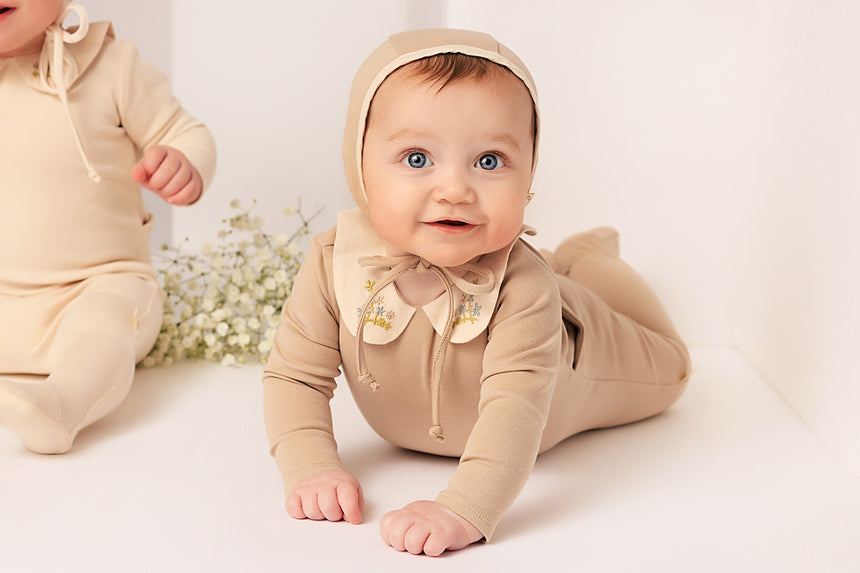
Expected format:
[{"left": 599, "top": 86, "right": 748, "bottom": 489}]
[{"left": 357, "top": 294, "right": 395, "bottom": 331}]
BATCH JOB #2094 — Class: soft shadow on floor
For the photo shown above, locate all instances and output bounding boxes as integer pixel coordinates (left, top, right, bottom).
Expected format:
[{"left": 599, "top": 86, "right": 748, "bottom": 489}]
[
  {"left": 491, "top": 407, "right": 694, "bottom": 542},
  {"left": 68, "top": 364, "right": 209, "bottom": 452},
  {"left": 338, "top": 439, "right": 461, "bottom": 520}
]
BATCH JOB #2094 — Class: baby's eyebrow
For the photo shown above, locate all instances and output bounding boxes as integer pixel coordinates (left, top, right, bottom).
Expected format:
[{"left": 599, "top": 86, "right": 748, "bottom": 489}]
[
  {"left": 386, "top": 129, "right": 523, "bottom": 151},
  {"left": 386, "top": 129, "right": 435, "bottom": 143},
  {"left": 483, "top": 133, "right": 523, "bottom": 152}
]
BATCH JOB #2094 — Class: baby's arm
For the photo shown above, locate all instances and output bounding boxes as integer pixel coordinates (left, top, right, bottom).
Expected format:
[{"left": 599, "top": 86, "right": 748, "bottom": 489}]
[
  {"left": 286, "top": 469, "right": 364, "bottom": 524},
  {"left": 116, "top": 40, "right": 216, "bottom": 200},
  {"left": 262, "top": 230, "right": 361, "bottom": 522},
  {"left": 382, "top": 249, "right": 563, "bottom": 555},
  {"left": 379, "top": 501, "right": 482, "bottom": 557},
  {"left": 131, "top": 145, "right": 203, "bottom": 205}
]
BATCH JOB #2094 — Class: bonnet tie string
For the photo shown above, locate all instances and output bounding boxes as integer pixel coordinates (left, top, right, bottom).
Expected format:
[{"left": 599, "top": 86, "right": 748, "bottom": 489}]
[
  {"left": 40, "top": 3, "right": 102, "bottom": 182},
  {"left": 355, "top": 254, "right": 495, "bottom": 443}
]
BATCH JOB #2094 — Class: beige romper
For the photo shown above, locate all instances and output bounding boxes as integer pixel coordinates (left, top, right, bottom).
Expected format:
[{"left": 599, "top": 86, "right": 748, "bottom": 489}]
[
  {"left": 263, "top": 211, "right": 690, "bottom": 539},
  {"left": 0, "top": 19, "right": 216, "bottom": 453}
]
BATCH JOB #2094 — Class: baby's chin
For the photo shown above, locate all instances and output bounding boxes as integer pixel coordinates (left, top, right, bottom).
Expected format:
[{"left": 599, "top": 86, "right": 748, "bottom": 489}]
[{"left": 419, "top": 252, "right": 485, "bottom": 269}]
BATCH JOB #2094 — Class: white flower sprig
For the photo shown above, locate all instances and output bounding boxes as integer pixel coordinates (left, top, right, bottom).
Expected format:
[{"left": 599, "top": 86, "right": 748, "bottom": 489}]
[{"left": 142, "top": 199, "right": 320, "bottom": 368}]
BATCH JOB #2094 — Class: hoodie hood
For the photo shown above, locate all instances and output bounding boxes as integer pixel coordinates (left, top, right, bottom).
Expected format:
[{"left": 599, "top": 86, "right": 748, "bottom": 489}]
[{"left": 342, "top": 28, "right": 540, "bottom": 212}]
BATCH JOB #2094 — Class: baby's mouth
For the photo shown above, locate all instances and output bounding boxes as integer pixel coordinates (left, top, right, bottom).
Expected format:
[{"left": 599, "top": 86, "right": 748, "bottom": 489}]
[{"left": 426, "top": 219, "right": 476, "bottom": 232}]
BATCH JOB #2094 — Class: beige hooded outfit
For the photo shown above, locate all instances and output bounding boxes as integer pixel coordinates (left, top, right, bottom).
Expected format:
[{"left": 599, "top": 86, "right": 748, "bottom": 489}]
[
  {"left": 0, "top": 4, "right": 216, "bottom": 454},
  {"left": 262, "top": 29, "right": 690, "bottom": 540}
]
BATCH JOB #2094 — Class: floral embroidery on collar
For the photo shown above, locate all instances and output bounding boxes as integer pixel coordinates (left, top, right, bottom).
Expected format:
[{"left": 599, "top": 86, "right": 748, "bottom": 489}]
[
  {"left": 453, "top": 294, "right": 481, "bottom": 328},
  {"left": 357, "top": 293, "right": 396, "bottom": 331}
]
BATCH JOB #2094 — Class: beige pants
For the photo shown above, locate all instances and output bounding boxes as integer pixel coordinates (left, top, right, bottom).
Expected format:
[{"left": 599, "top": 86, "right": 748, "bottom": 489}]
[
  {"left": 0, "top": 273, "right": 163, "bottom": 453},
  {"left": 539, "top": 228, "right": 692, "bottom": 452}
]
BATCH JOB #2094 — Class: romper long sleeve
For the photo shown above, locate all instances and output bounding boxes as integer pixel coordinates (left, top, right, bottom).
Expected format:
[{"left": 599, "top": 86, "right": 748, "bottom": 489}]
[{"left": 263, "top": 229, "right": 346, "bottom": 486}]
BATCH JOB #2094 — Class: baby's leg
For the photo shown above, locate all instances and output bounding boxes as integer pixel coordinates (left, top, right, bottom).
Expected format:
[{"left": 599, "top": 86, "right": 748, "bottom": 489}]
[
  {"left": 552, "top": 227, "right": 684, "bottom": 345},
  {"left": 0, "top": 274, "right": 162, "bottom": 454},
  {"left": 539, "top": 228, "right": 691, "bottom": 449}
]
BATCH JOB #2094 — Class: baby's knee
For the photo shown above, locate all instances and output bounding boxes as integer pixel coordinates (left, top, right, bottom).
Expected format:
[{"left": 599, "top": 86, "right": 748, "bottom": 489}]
[
  {"left": 59, "top": 275, "right": 162, "bottom": 336},
  {"left": 52, "top": 285, "right": 162, "bottom": 364}
]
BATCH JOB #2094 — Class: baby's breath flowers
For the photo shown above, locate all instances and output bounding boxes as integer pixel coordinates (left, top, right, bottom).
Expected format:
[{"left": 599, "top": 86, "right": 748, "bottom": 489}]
[{"left": 142, "top": 199, "right": 319, "bottom": 368}]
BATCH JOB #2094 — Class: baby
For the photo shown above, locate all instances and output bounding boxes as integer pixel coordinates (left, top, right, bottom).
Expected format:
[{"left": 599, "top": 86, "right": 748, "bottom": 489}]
[
  {"left": 0, "top": 1, "right": 215, "bottom": 454},
  {"left": 263, "top": 29, "right": 690, "bottom": 556}
]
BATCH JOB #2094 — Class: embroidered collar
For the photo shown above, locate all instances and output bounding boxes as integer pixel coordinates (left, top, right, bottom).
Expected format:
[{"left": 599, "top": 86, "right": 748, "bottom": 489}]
[{"left": 333, "top": 209, "right": 513, "bottom": 346}]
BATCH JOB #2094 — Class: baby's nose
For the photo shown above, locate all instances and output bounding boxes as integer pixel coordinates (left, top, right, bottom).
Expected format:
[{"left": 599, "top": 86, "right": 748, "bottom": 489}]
[{"left": 433, "top": 167, "right": 475, "bottom": 203}]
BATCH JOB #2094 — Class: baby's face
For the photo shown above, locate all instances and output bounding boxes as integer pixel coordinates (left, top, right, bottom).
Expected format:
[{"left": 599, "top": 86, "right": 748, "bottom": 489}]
[
  {"left": 362, "top": 67, "right": 535, "bottom": 268},
  {"left": 0, "top": 0, "right": 64, "bottom": 57}
]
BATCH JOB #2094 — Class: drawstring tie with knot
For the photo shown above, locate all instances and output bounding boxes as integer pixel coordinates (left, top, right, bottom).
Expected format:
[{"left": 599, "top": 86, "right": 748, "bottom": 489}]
[
  {"left": 355, "top": 255, "right": 495, "bottom": 443},
  {"left": 40, "top": 3, "right": 102, "bottom": 182}
]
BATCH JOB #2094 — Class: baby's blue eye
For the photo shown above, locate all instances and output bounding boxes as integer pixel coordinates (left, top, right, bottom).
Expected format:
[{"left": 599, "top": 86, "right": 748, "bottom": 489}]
[
  {"left": 477, "top": 154, "right": 503, "bottom": 170},
  {"left": 404, "top": 152, "right": 429, "bottom": 168}
]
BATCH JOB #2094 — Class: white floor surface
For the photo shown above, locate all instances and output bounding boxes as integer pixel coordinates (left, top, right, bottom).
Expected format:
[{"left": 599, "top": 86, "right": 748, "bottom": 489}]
[{"left": 2, "top": 348, "right": 859, "bottom": 572}]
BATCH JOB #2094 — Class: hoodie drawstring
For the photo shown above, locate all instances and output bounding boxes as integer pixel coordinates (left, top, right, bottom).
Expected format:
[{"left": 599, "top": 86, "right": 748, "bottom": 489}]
[
  {"left": 39, "top": 3, "right": 101, "bottom": 182},
  {"left": 355, "top": 255, "right": 495, "bottom": 443}
]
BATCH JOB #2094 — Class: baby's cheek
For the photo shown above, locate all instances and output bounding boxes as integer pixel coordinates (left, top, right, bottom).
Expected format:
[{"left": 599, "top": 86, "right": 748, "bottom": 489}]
[{"left": 496, "top": 210, "right": 526, "bottom": 241}]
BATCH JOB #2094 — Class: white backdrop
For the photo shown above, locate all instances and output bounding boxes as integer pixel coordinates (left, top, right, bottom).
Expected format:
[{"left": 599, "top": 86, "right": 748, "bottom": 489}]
[{"left": 81, "top": 0, "right": 859, "bottom": 474}]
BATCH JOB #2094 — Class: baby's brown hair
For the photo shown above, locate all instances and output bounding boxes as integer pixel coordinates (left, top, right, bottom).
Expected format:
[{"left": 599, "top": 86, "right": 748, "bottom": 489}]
[
  {"left": 370, "top": 53, "right": 538, "bottom": 145},
  {"left": 407, "top": 52, "right": 511, "bottom": 90}
]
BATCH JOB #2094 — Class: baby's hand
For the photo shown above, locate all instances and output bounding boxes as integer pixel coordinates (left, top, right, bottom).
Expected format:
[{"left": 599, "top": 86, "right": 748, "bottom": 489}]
[
  {"left": 379, "top": 500, "right": 483, "bottom": 557},
  {"left": 131, "top": 145, "right": 203, "bottom": 206},
  {"left": 285, "top": 470, "right": 364, "bottom": 524}
]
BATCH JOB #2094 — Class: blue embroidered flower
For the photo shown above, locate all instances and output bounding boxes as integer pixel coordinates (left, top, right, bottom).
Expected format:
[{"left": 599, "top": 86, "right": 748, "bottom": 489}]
[
  {"left": 453, "top": 294, "right": 481, "bottom": 327},
  {"left": 358, "top": 293, "right": 395, "bottom": 331}
]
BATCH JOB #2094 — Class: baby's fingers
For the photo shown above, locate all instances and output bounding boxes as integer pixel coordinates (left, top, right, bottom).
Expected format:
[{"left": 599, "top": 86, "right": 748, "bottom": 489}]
[
  {"left": 131, "top": 146, "right": 165, "bottom": 181},
  {"left": 404, "top": 523, "right": 433, "bottom": 555},
  {"left": 316, "top": 487, "right": 345, "bottom": 522},
  {"left": 387, "top": 519, "right": 449, "bottom": 556},
  {"left": 380, "top": 511, "right": 412, "bottom": 552},
  {"left": 132, "top": 146, "right": 202, "bottom": 205},
  {"left": 144, "top": 152, "right": 183, "bottom": 194},
  {"left": 163, "top": 168, "right": 202, "bottom": 205},
  {"left": 285, "top": 491, "right": 308, "bottom": 520},
  {"left": 337, "top": 482, "right": 363, "bottom": 524},
  {"left": 423, "top": 530, "right": 453, "bottom": 558},
  {"left": 156, "top": 161, "right": 193, "bottom": 200},
  {"left": 285, "top": 490, "right": 328, "bottom": 521},
  {"left": 285, "top": 470, "right": 363, "bottom": 524}
]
